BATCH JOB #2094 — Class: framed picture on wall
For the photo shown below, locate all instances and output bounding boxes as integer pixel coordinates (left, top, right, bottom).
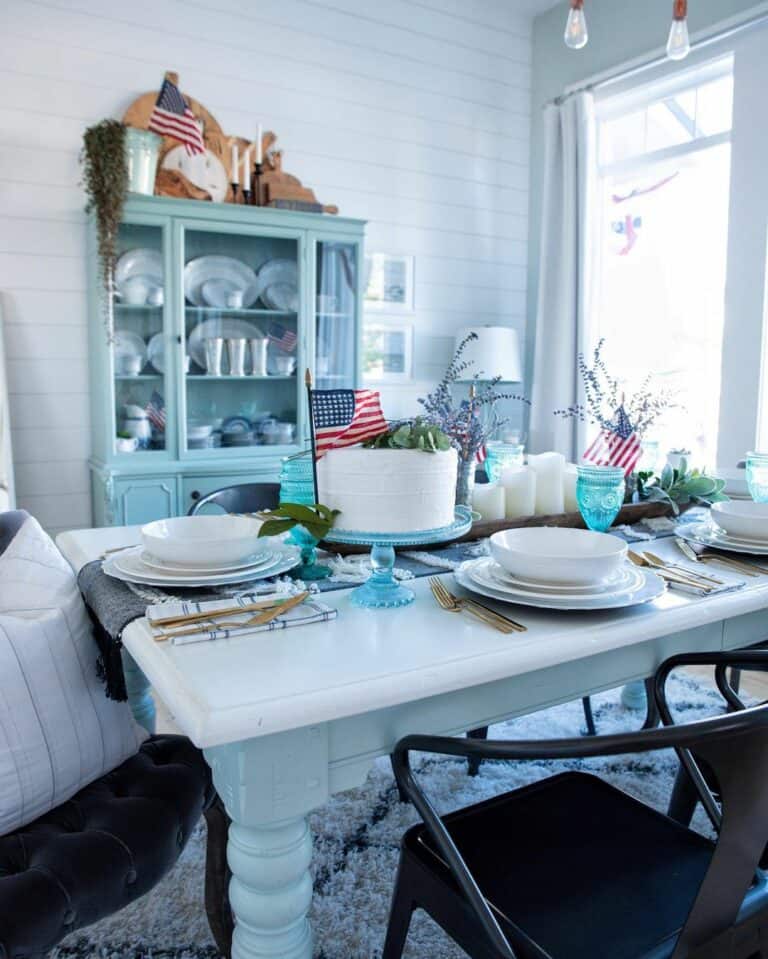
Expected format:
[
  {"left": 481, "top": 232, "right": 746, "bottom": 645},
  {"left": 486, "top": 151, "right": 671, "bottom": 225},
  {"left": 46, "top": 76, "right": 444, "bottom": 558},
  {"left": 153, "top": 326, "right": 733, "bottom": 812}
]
[
  {"left": 364, "top": 253, "right": 415, "bottom": 312},
  {"left": 362, "top": 323, "right": 413, "bottom": 383}
]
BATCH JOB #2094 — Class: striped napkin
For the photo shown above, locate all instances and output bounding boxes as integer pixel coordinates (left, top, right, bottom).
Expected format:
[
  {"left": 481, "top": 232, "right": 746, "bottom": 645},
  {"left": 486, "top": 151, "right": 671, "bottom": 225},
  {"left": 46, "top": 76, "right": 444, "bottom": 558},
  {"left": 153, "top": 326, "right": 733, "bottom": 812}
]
[{"left": 147, "top": 591, "right": 337, "bottom": 646}]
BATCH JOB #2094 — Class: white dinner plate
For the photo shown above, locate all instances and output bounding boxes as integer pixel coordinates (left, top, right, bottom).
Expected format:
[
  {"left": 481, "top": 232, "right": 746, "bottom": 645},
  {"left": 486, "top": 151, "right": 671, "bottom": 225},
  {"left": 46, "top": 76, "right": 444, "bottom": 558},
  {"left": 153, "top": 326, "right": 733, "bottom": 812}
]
[
  {"left": 113, "top": 330, "right": 147, "bottom": 366},
  {"left": 187, "top": 318, "right": 266, "bottom": 370},
  {"left": 490, "top": 564, "right": 635, "bottom": 595},
  {"left": 676, "top": 521, "right": 768, "bottom": 556},
  {"left": 455, "top": 559, "right": 666, "bottom": 611},
  {"left": 139, "top": 549, "right": 277, "bottom": 575},
  {"left": 115, "top": 248, "right": 163, "bottom": 291},
  {"left": 470, "top": 559, "right": 647, "bottom": 605},
  {"left": 257, "top": 259, "right": 298, "bottom": 311},
  {"left": 184, "top": 256, "right": 261, "bottom": 307},
  {"left": 105, "top": 543, "right": 300, "bottom": 588}
]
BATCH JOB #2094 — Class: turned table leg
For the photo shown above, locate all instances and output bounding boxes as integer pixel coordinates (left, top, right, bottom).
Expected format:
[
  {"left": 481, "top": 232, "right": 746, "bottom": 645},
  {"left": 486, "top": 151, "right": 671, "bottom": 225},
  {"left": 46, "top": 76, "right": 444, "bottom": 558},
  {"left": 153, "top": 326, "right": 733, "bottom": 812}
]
[{"left": 205, "top": 725, "right": 330, "bottom": 959}]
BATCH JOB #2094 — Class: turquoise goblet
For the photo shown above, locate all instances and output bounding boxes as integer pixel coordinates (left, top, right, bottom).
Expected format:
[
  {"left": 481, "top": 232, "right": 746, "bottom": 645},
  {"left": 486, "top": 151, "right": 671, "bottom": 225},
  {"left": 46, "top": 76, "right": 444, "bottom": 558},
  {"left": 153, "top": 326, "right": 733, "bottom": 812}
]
[
  {"left": 576, "top": 465, "right": 626, "bottom": 532},
  {"left": 290, "top": 525, "right": 332, "bottom": 581}
]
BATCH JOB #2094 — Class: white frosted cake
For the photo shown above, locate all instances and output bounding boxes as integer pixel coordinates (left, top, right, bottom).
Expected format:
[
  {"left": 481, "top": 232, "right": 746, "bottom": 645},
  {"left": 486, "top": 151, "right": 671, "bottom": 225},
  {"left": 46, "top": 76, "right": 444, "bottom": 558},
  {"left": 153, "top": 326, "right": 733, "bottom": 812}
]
[{"left": 317, "top": 446, "right": 458, "bottom": 533}]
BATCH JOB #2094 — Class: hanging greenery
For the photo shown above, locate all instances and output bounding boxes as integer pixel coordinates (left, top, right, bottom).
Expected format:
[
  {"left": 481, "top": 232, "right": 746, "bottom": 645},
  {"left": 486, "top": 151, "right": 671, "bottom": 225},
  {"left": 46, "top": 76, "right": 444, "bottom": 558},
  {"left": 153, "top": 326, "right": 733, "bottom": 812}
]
[{"left": 81, "top": 120, "right": 128, "bottom": 342}]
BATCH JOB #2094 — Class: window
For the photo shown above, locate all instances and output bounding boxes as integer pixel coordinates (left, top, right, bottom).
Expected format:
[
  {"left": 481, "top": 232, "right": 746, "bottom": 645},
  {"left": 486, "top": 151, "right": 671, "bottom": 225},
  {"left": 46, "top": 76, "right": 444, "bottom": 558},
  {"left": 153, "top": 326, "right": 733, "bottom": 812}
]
[{"left": 593, "top": 60, "right": 733, "bottom": 469}]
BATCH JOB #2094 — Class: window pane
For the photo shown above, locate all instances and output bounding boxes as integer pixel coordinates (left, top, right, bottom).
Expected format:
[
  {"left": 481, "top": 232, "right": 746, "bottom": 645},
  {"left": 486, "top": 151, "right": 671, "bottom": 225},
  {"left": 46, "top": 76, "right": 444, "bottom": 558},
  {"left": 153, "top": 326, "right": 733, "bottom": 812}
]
[
  {"left": 695, "top": 74, "right": 734, "bottom": 136},
  {"left": 646, "top": 91, "right": 696, "bottom": 152},
  {"left": 594, "top": 143, "right": 731, "bottom": 468},
  {"left": 599, "top": 110, "right": 646, "bottom": 165}
]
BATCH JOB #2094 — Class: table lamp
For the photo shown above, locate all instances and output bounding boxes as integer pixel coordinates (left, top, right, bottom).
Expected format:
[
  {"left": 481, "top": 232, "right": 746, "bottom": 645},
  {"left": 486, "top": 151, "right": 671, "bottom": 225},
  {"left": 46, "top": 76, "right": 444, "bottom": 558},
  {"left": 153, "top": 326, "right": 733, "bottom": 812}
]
[{"left": 454, "top": 326, "right": 522, "bottom": 382}]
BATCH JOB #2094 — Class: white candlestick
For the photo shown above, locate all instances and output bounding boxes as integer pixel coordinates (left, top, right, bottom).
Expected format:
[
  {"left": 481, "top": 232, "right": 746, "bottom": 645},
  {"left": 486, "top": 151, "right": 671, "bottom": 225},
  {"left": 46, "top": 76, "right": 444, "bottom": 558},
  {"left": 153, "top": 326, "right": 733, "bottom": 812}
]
[
  {"left": 255, "top": 124, "right": 263, "bottom": 165},
  {"left": 501, "top": 466, "right": 536, "bottom": 519},
  {"left": 471, "top": 483, "right": 506, "bottom": 522},
  {"left": 529, "top": 452, "right": 565, "bottom": 515},
  {"left": 230, "top": 143, "right": 239, "bottom": 184},
  {"left": 242, "top": 147, "right": 251, "bottom": 191},
  {"left": 563, "top": 463, "right": 579, "bottom": 512}
]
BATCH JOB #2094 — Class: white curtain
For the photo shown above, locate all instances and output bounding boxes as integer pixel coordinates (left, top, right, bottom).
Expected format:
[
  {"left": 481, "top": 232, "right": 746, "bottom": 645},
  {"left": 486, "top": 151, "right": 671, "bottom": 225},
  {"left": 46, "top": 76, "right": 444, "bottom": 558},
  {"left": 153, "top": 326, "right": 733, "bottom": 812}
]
[
  {"left": 528, "top": 91, "right": 596, "bottom": 459},
  {"left": 0, "top": 299, "right": 14, "bottom": 511}
]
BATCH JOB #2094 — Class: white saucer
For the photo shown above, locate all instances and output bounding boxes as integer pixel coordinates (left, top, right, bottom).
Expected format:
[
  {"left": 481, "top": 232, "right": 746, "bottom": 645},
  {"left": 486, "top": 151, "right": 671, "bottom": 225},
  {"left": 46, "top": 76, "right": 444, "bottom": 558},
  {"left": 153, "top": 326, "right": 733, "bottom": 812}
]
[
  {"left": 489, "top": 563, "right": 635, "bottom": 595},
  {"left": 139, "top": 549, "right": 276, "bottom": 575},
  {"left": 676, "top": 522, "right": 768, "bottom": 557},
  {"left": 455, "top": 559, "right": 665, "bottom": 611},
  {"left": 470, "top": 559, "right": 647, "bottom": 605},
  {"left": 105, "top": 543, "right": 300, "bottom": 587}
]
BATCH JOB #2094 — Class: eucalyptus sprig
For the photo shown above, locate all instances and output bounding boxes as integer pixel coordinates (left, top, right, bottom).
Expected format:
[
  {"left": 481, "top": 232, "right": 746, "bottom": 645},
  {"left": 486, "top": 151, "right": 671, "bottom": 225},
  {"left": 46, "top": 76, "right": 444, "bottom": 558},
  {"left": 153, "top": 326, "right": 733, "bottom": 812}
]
[
  {"left": 257, "top": 503, "right": 340, "bottom": 541},
  {"left": 362, "top": 418, "right": 452, "bottom": 452},
  {"left": 634, "top": 457, "right": 729, "bottom": 515},
  {"left": 81, "top": 119, "right": 128, "bottom": 342}
]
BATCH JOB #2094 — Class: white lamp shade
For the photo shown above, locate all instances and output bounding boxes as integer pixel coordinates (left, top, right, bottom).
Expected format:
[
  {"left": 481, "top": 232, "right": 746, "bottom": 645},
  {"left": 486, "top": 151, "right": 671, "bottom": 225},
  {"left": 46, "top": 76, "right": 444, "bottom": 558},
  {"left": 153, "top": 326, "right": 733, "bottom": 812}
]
[{"left": 455, "top": 326, "right": 522, "bottom": 382}]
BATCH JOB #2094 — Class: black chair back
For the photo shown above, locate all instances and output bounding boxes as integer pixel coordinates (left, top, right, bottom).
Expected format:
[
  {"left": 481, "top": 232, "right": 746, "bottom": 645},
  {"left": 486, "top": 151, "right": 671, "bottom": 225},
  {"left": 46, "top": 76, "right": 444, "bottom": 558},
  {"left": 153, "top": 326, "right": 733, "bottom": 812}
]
[
  {"left": 187, "top": 483, "right": 280, "bottom": 516},
  {"left": 393, "top": 654, "right": 768, "bottom": 959}
]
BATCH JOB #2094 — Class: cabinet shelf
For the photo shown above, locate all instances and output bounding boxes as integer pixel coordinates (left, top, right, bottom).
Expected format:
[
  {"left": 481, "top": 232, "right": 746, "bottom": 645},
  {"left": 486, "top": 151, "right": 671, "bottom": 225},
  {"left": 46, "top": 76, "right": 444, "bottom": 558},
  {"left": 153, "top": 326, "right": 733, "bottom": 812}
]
[
  {"left": 186, "top": 374, "right": 295, "bottom": 382},
  {"left": 115, "top": 303, "right": 163, "bottom": 311},
  {"left": 185, "top": 306, "right": 297, "bottom": 317},
  {"left": 115, "top": 373, "right": 162, "bottom": 380}
]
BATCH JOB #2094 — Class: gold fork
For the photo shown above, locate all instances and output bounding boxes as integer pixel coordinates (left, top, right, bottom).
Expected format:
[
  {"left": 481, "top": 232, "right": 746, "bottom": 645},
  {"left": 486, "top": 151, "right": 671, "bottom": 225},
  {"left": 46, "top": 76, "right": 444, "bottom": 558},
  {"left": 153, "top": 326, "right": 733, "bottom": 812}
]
[
  {"left": 642, "top": 551, "right": 725, "bottom": 586},
  {"left": 675, "top": 537, "right": 765, "bottom": 577},
  {"left": 429, "top": 577, "right": 526, "bottom": 633},
  {"left": 154, "top": 591, "right": 310, "bottom": 641},
  {"left": 627, "top": 551, "right": 716, "bottom": 590}
]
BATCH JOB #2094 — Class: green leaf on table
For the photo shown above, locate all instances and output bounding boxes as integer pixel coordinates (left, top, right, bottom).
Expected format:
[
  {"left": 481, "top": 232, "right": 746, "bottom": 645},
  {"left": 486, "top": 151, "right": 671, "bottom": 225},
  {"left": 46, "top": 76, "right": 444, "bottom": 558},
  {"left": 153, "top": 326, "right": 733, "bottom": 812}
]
[{"left": 259, "top": 518, "right": 296, "bottom": 538}]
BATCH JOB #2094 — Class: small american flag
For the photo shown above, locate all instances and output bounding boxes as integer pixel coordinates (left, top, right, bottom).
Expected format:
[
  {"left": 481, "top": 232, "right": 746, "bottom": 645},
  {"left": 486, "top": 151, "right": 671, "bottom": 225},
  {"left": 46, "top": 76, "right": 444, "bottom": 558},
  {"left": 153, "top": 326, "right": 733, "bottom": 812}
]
[
  {"left": 268, "top": 322, "right": 297, "bottom": 352},
  {"left": 311, "top": 389, "right": 388, "bottom": 458},
  {"left": 145, "top": 390, "right": 166, "bottom": 432},
  {"left": 147, "top": 77, "right": 205, "bottom": 156},
  {"left": 582, "top": 405, "right": 641, "bottom": 476},
  {"left": 476, "top": 445, "right": 487, "bottom": 464}
]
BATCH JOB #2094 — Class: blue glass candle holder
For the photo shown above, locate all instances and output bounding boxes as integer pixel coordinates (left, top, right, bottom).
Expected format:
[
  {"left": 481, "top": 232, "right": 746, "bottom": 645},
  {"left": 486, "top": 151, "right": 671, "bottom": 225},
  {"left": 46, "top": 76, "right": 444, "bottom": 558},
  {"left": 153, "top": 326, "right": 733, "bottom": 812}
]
[
  {"left": 576, "top": 465, "right": 626, "bottom": 532},
  {"left": 746, "top": 452, "right": 768, "bottom": 503},
  {"left": 279, "top": 454, "right": 315, "bottom": 506},
  {"left": 484, "top": 443, "right": 525, "bottom": 483}
]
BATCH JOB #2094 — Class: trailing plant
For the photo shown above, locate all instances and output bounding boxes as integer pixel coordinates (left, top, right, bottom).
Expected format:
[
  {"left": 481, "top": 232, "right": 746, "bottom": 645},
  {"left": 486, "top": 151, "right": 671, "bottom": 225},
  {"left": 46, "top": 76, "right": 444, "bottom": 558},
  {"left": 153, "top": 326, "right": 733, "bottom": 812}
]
[
  {"left": 554, "top": 338, "right": 676, "bottom": 438},
  {"left": 418, "top": 332, "right": 530, "bottom": 462},
  {"left": 362, "top": 418, "right": 452, "bottom": 452},
  {"left": 634, "top": 457, "right": 729, "bottom": 515},
  {"left": 81, "top": 120, "right": 128, "bottom": 342},
  {"left": 257, "top": 502, "right": 340, "bottom": 541}
]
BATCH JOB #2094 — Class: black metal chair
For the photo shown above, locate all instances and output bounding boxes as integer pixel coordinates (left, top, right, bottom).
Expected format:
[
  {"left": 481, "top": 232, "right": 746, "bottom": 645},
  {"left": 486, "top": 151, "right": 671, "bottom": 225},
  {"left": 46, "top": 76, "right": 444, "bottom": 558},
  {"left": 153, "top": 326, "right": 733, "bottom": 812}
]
[
  {"left": 0, "top": 734, "right": 233, "bottom": 959},
  {"left": 383, "top": 650, "right": 768, "bottom": 959},
  {"left": 187, "top": 482, "right": 281, "bottom": 516}
]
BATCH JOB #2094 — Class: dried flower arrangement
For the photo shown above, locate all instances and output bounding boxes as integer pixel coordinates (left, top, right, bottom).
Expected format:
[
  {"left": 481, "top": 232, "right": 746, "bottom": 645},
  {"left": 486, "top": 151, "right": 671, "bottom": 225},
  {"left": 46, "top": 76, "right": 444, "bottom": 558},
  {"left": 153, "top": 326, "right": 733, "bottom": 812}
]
[
  {"left": 418, "top": 332, "right": 529, "bottom": 463},
  {"left": 554, "top": 338, "right": 675, "bottom": 438}
]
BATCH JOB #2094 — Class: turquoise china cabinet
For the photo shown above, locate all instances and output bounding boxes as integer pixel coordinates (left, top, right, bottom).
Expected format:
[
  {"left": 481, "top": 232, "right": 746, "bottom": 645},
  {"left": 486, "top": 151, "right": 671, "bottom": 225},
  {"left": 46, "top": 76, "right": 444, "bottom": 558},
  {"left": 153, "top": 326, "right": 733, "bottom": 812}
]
[{"left": 87, "top": 196, "right": 365, "bottom": 526}]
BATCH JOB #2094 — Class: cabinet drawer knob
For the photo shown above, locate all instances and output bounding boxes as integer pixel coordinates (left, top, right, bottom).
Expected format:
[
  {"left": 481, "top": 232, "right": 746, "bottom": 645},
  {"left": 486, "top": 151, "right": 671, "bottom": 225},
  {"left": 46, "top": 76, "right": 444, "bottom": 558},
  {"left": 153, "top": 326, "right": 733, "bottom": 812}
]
[{"left": 190, "top": 490, "right": 201, "bottom": 501}]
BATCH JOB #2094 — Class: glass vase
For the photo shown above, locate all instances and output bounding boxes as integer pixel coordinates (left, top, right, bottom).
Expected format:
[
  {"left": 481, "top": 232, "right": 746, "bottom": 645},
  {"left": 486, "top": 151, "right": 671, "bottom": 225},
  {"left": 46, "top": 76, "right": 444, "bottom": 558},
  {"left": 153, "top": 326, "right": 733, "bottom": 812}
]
[
  {"left": 576, "top": 465, "right": 626, "bottom": 532},
  {"left": 456, "top": 457, "right": 476, "bottom": 508},
  {"left": 484, "top": 442, "right": 525, "bottom": 482},
  {"left": 746, "top": 451, "right": 768, "bottom": 503}
]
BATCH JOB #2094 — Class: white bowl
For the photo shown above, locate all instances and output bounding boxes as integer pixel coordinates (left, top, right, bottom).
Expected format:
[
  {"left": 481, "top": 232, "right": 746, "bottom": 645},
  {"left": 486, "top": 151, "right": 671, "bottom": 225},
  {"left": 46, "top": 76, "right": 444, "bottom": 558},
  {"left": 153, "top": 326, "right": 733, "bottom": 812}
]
[
  {"left": 141, "top": 515, "right": 265, "bottom": 567},
  {"left": 711, "top": 501, "right": 768, "bottom": 541},
  {"left": 489, "top": 527, "right": 628, "bottom": 586}
]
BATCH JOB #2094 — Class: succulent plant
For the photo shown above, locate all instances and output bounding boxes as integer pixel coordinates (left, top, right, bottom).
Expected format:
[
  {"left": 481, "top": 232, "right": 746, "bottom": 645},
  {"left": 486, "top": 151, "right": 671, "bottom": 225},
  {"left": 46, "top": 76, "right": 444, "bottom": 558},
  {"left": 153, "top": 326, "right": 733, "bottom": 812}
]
[
  {"left": 634, "top": 457, "right": 729, "bottom": 514},
  {"left": 362, "top": 418, "right": 452, "bottom": 453}
]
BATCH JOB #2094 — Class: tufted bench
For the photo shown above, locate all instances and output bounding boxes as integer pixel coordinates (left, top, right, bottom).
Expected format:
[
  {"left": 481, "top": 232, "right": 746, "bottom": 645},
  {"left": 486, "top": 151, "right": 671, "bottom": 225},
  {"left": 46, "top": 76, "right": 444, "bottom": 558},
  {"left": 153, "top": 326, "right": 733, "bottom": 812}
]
[{"left": 0, "top": 734, "right": 231, "bottom": 959}]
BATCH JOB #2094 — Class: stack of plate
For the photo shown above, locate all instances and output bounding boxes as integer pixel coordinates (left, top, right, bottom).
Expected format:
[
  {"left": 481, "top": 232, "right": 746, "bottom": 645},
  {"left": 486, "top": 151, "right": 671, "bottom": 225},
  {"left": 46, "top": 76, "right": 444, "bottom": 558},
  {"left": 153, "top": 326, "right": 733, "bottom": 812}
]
[
  {"left": 678, "top": 501, "right": 768, "bottom": 556},
  {"left": 103, "top": 515, "right": 300, "bottom": 587},
  {"left": 455, "top": 527, "right": 666, "bottom": 611}
]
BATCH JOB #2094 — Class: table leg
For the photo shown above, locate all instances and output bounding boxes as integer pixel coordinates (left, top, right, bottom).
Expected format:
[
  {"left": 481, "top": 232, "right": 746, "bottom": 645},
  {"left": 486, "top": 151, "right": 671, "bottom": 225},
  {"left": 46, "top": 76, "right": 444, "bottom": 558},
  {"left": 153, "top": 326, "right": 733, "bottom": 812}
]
[
  {"left": 121, "top": 649, "right": 156, "bottom": 733},
  {"left": 205, "top": 726, "right": 331, "bottom": 959}
]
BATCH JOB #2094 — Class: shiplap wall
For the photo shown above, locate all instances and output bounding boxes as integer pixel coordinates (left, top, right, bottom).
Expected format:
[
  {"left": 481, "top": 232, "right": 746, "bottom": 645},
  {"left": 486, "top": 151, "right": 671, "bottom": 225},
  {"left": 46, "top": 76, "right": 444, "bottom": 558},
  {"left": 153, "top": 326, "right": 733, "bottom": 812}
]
[{"left": 0, "top": 0, "right": 532, "bottom": 535}]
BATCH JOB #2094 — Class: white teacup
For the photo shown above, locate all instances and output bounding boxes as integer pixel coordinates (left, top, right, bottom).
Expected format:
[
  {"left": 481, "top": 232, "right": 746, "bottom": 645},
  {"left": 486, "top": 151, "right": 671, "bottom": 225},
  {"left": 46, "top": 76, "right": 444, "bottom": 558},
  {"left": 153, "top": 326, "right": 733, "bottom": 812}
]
[
  {"left": 226, "top": 289, "right": 244, "bottom": 309},
  {"left": 121, "top": 276, "right": 151, "bottom": 305}
]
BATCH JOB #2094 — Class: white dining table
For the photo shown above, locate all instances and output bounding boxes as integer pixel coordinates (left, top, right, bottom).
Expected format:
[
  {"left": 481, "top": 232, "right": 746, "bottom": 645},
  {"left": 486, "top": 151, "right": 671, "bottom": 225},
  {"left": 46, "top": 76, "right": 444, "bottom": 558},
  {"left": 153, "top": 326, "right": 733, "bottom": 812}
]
[{"left": 57, "top": 524, "right": 768, "bottom": 959}]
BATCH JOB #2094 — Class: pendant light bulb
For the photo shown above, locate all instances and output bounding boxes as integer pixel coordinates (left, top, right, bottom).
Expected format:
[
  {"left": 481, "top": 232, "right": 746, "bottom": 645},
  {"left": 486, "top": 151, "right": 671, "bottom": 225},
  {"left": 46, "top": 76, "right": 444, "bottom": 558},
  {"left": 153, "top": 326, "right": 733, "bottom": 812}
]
[
  {"left": 667, "top": 0, "right": 691, "bottom": 60},
  {"left": 564, "top": 0, "right": 588, "bottom": 50}
]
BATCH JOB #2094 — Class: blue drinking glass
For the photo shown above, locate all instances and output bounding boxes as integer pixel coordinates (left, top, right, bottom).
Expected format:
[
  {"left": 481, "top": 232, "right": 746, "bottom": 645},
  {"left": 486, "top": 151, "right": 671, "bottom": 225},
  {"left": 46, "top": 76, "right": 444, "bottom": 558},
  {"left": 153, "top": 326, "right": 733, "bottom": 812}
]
[
  {"left": 576, "top": 465, "right": 626, "bottom": 532},
  {"left": 746, "top": 452, "right": 768, "bottom": 503},
  {"left": 279, "top": 454, "right": 315, "bottom": 506},
  {"left": 484, "top": 442, "right": 525, "bottom": 482}
]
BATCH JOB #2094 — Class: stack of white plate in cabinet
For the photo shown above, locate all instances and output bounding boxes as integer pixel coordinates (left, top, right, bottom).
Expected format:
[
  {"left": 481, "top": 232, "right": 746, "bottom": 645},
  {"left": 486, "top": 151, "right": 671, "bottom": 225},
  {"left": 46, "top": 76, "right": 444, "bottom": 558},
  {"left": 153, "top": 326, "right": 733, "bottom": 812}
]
[
  {"left": 103, "top": 515, "right": 300, "bottom": 587},
  {"left": 676, "top": 501, "right": 768, "bottom": 556},
  {"left": 455, "top": 527, "right": 666, "bottom": 611}
]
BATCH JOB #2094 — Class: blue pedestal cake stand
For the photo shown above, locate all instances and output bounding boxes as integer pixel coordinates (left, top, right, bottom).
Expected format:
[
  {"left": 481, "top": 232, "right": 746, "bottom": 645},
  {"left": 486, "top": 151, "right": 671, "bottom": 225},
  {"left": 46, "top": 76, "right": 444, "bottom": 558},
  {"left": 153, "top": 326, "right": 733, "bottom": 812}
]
[{"left": 323, "top": 506, "right": 474, "bottom": 609}]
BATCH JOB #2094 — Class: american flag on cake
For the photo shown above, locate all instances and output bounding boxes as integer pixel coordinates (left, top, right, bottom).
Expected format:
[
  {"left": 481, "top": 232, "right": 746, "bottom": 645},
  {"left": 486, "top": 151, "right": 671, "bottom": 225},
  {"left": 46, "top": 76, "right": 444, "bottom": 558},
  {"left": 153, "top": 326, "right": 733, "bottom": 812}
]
[
  {"left": 147, "top": 76, "right": 205, "bottom": 156},
  {"left": 311, "top": 388, "right": 388, "bottom": 458},
  {"left": 582, "top": 404, "right": 641, "bottom": 476}
]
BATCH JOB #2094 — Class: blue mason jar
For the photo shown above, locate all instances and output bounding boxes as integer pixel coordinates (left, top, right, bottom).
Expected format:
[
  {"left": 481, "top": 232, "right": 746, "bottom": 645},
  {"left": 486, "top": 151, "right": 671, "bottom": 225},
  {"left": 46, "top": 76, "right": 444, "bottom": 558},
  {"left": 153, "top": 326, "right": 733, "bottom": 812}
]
[
  {"left": 746, "top": 452, "right": 768, "bottom": 503},
  {"left": 279, "top": 455, "right": 316, "bottom": 506},
  {"left": 576, "top": 465, "right": 625, "bottom": 532},
  {"left": 484, "top": 443, "right": 525, "bottom": 482}
]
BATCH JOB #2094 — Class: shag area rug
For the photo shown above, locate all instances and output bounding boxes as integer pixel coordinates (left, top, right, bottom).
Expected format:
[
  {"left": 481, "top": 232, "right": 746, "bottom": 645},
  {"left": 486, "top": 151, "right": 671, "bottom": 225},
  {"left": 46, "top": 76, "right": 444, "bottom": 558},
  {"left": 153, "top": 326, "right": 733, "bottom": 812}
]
[{"left": 56, "top": 674, "right": 724, "bottom": 959}]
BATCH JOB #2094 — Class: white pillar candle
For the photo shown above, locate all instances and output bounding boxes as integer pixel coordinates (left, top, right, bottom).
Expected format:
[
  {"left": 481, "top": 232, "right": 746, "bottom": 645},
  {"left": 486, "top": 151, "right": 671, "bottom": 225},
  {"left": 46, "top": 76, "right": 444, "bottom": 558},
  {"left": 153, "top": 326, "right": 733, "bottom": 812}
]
[
  {"left": 242, "top": 147, "right": 251, "bottom": 191},
  {"left": 230, "top": 143, "right": 239, "bottom": 184},
  {"left": 529, "top": 452, "right": 565, "bottom": 515},
  {"left": 255, "top": 124, "right": 263, "bottom": 164},
  {"left": 501, "top": 466, "right": 536, "bottom": 520},
  {"left": 471, "top": 483, "right": 506, "bottom": 522},
  {"left": 563, "top": 463, "right": 579, "bottom": 512}
]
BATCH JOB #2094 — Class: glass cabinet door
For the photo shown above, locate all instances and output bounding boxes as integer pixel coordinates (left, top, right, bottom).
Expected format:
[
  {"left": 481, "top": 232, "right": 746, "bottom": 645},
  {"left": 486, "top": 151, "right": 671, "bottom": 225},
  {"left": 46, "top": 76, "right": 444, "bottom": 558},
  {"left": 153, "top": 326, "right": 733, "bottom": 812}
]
[
  {"left": 112, "top": 222, "right": 168, "bottom": 456},
  {"left": 315, "top": 240, "right": 358, "bottom": 389},
  {"left": 181, "top": 226, "right": 300, "bottom": 454}
]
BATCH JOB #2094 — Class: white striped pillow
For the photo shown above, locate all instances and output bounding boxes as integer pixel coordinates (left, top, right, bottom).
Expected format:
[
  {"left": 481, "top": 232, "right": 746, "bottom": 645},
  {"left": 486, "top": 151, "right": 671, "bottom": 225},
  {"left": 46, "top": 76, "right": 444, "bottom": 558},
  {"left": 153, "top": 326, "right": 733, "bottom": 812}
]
[{"left": 0, "top": 512, "right": 147, "bottom": 836}]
